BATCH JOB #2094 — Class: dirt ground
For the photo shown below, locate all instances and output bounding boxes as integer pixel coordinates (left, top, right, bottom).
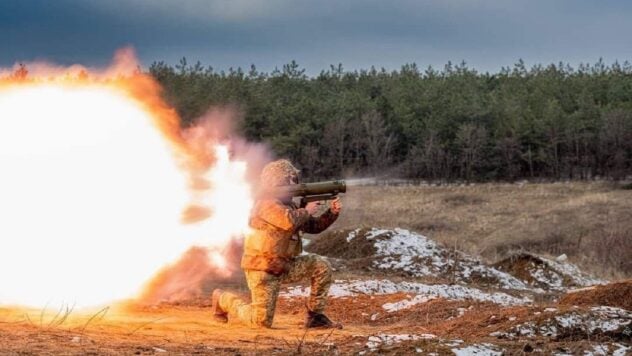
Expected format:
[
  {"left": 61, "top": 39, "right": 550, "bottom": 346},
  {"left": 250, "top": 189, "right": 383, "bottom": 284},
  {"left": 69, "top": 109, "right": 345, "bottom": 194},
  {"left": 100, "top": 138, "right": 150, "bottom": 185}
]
[{"left": 1, "top": 281, "right": 630, "bottom": 355}]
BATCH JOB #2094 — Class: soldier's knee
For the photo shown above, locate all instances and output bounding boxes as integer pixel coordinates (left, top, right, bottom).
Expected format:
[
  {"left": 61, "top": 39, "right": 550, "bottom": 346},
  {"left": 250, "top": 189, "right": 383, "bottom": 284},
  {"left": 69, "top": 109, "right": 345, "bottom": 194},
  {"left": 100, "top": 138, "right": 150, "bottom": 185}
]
[
  {"left": 317, "top": 255, "right": 332, "bottom": 270},
  {"left": 314, "top": 256, "right": 333, "bottom": 277}
]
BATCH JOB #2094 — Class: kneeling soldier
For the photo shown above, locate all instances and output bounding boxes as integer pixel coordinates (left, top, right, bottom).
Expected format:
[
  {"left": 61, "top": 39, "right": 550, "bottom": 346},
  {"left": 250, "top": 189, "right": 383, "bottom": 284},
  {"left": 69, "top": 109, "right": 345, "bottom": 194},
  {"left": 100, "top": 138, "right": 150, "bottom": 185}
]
[{"left": 212, "top": 159, "right": 342, "bottom": 328}]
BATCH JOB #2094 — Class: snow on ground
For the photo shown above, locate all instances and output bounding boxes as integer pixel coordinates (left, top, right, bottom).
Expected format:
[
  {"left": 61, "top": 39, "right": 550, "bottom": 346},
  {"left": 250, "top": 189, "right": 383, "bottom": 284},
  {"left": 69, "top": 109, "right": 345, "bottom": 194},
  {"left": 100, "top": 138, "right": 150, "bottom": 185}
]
[
  {"left": 491, "top": 306, "right": 632, "bottom": 340},
  {"left": 346, "top": 228, "right": 531, "bottom": 290},
  {"left": 451, "top": 343, "right": 503, "bottom": 356},
  {"left": 345, "top": 228, "right": 360, "bottom": 243},
  {"left": 364, "top": 333, "right": 436, "bottom": 352},
  {"left": 556, "top": 343, "right": 631, "bottom": 356},
  {"left": 612, "top": 343, "right": 632, "bottom": 356},
  {"left": 540, "top": 257, "right": 606, "bottom": 288},
  {"left": 496, "top": 253, "right": 607, "bottom": 291},
  {"left": 382, "top": 295, "right": 435, "bottom": 312},
  {"left": 335, "top": 228, "right": 606, "bottom": 293},
  {"left": 281, "top": 279, "right": 532, "bottom": 306},
  {"left": 363, "top": 334, "right": 506, "bottom": 355}
]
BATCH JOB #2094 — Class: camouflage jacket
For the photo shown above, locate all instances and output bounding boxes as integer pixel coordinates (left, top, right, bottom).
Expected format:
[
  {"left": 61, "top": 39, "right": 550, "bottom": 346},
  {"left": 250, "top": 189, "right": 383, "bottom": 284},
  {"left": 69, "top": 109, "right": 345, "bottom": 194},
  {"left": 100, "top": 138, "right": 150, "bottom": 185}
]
[{"left": 241, "top": 198, "right": 338, "bottom": 275}]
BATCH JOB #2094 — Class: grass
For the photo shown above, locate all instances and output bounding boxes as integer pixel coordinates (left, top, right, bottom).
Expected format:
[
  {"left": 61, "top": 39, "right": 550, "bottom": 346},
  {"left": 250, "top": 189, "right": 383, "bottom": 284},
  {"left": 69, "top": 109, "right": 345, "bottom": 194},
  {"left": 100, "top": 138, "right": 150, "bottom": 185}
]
[{"left": 327, "top": 181, "right": 632, "bottom": 280}]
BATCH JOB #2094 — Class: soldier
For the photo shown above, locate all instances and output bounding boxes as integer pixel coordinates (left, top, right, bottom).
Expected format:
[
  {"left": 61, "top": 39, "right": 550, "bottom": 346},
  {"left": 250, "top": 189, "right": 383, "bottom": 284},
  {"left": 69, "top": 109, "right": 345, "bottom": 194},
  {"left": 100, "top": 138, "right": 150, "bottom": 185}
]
[{"left": 211, "top": 159, "right": 342, "bottom": 329}]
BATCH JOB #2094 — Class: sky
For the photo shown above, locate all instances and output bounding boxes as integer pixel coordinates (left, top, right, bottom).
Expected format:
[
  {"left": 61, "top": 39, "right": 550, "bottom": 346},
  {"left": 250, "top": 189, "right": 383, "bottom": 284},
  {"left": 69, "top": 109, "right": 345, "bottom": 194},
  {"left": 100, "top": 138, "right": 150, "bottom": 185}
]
[{"left": 1, "top": 0, "right": 632, "bottom": 75}]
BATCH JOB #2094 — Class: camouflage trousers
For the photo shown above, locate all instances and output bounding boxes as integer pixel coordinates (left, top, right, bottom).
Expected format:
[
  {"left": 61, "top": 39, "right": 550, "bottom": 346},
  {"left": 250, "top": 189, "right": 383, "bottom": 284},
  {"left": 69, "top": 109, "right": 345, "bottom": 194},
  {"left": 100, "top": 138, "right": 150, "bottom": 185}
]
[{"left": 218, "top": 254, "right": 332, "bottom": 328}]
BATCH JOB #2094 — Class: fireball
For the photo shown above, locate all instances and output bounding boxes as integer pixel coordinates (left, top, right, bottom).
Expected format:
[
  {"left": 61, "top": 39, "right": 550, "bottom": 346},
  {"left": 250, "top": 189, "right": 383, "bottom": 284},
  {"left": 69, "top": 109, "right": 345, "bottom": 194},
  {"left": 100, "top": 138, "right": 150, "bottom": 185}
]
[{"left": 0, "top": 52, "right": 253, "bottom": 308}]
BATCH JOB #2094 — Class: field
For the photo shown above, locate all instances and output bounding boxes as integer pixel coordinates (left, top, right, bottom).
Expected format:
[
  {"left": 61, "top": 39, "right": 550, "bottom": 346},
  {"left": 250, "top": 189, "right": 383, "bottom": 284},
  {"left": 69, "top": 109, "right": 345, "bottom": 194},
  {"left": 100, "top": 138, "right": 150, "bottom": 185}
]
[
  {"left": 0, "top": 182, "right": 630, "bottom": 355},
  {"left": 333, "top": 181, "right": 632, "bottom": 280}
]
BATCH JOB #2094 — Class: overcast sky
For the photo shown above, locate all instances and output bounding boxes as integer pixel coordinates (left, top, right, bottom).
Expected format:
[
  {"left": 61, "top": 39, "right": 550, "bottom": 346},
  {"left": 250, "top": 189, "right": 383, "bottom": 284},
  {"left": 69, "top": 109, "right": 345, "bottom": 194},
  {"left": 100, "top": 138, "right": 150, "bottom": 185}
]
[{"left": 1, "top": 0, "right": 631, "bottom": 75}]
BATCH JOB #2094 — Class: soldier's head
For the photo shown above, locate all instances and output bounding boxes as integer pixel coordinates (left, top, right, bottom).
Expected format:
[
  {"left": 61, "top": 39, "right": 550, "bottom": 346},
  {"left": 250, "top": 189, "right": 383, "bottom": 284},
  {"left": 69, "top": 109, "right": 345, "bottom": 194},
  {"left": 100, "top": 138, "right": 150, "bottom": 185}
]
[{"left": 260, "top": 159, "right": 300, "bottom": 187}]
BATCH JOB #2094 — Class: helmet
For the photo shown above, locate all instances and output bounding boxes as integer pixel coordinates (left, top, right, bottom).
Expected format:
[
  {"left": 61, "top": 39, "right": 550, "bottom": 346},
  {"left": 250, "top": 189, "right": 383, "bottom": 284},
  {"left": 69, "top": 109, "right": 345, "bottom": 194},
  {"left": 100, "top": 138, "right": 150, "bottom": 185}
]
[{"left": 260, "top": 159, "right": 299, "bottom": 187}]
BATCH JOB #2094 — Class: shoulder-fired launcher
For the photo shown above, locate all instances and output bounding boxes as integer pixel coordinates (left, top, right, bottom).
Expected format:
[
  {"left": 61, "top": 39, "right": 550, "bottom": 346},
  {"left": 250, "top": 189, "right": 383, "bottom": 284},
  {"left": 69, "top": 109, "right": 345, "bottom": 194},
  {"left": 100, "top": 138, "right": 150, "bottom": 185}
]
[{"left": 265, "top": 180, "right": 346, "bottom": 206}]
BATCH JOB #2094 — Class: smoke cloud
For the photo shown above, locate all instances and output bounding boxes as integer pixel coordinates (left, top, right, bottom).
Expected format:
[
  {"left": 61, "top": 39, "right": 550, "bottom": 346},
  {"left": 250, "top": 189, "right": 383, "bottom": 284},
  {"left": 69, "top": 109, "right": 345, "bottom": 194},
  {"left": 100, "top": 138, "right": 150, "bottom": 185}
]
[{"left": 138, "top": 106, "right": 273, "bottom": 304}]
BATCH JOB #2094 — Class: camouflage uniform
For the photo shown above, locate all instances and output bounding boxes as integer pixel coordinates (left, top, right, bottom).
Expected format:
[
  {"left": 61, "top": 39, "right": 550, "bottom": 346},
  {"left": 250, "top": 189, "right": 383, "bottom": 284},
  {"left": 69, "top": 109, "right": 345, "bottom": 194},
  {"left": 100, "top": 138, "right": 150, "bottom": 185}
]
[{"left": 218, "top": 160, "right": 339, "bottom": 328}]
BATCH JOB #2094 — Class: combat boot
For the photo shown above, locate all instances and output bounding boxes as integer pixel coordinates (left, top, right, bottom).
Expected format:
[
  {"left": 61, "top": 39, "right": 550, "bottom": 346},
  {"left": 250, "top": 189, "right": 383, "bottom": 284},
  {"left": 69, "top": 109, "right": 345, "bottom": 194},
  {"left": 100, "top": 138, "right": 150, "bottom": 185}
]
[
  {"left": 211, "top": 289, "right": 228, "bottom": 323},
  {"left": 305, "top": 310, "right": 342, "bottom": 329}
]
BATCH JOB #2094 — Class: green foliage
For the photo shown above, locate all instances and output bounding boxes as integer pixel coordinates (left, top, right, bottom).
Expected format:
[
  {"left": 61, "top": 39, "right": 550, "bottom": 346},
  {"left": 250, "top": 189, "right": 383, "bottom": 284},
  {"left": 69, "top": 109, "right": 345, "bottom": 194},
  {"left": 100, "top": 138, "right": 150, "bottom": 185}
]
[{"left": 149, "top": 59, "right": 632, "bottom": 181}]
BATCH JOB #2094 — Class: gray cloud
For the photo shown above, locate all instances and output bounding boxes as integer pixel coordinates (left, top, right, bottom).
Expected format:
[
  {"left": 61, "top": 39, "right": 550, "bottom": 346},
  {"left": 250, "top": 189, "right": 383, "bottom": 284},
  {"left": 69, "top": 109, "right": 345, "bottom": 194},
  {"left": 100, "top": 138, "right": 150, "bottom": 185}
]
[{"left": 1, "top": 0, "right": 631, "bottom": 74}]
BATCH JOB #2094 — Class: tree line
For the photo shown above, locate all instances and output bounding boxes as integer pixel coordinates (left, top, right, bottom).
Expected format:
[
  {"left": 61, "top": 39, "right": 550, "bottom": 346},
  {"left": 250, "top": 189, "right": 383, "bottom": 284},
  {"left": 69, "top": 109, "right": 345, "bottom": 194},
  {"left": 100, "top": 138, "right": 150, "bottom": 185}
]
[{"left": 149, "top": 59, "right": 632, "bottom": 181}]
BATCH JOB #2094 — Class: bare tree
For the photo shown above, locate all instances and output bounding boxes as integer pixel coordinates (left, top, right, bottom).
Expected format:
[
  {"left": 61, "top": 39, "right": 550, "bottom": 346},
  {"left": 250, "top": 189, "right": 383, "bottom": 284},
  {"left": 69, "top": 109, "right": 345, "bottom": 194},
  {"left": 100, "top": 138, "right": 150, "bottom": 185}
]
[
  {"left": 495, "top": 134, "right": 521, "bottom": 180},
  {"left": 360, "top": 110, "right": 394, "bottom": 174},
  {"left": 600, "top": 110, "right": 632, "bottom": 179},
  {"left": 322, "top": 117, "right": 348, "bottom": 176},
  {"left": 456, "top": 123, "right": 487, "bottom": 181},
  {"left": 408, "top": 129, "right": 447, "bottom": 180}
]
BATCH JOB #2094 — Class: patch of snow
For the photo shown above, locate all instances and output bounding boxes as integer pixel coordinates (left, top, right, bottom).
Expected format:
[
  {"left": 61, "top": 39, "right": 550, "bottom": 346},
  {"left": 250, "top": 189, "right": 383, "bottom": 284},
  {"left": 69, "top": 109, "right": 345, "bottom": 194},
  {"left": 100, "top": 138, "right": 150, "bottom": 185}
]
[
  {"left": 503, "top": 306, "right": 632, "bottom": 339},
  {"left": 451, "top": 343, "right": 503, "bottom": 356},
  {"left": 346, "top": 228, "right": 360, "bottom": 243},
  {"left": 382, "top": 295, "right": 435, "bottom": 312},
  {"left": 350, "top": 228, "right": 531, "bottom": 291},
  {"left": 584, "top": 344, "right": 609, "bottom": 356},
  {"left": 365, "top": 333, "right": 435, "bottom": 351},
  {"left": 613, "top": 343, "right": 631, "bottom": 356},
  {"left": 443, "top": 339, "right": 464, "bottom": 347},
  {"left": 538, "top": 256, "right": 606, "bottom": 289},
  {"left": 365, "top": 228, "right": 392, "bottom": 240},
  {"left": 457, "top": 307, "right": 467, "bottom": 317},
  {"left": 281, "top": 279, "right": 532, "bottom": 305}
]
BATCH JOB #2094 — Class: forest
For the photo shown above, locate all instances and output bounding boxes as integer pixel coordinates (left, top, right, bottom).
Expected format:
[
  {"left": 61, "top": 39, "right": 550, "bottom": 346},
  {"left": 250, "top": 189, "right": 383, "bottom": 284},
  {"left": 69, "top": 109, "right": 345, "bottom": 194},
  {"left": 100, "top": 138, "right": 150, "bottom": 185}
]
[{"left": 150, "top": 59, "right": 632, "bottom": 181}]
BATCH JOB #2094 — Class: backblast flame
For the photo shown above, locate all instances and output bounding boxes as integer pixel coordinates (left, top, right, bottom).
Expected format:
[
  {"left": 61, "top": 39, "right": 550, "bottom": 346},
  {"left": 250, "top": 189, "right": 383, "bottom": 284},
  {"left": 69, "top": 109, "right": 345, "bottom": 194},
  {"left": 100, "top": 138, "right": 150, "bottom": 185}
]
[{"left": 0, "top": 50, "right": 254, "bottom": 308}]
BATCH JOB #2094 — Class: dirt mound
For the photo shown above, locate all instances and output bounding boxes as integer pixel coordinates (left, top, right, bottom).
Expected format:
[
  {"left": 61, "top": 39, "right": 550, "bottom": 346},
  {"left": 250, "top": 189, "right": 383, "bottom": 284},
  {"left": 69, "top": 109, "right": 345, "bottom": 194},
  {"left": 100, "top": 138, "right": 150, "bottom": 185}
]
[
  {"left": 493, "top": 253, "right": 605, "bottom": 291},
  {"left": 495, "top": 306, "right": 632, "bottom": 342},
  {"left": 559, "top": 280, "right": 632, "bottom": 310},
  {"left": 307, "top": 228, "right": 529, "bottom": 290},
  {"left": 306, "top": 228, "right": 377, "bottom": 259}
]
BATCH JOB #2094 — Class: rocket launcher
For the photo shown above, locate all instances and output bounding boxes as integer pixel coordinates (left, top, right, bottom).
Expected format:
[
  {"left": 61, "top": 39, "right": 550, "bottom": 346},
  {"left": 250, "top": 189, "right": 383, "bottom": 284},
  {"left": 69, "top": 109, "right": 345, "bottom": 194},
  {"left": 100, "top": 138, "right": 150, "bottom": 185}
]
[{"left": 265, "top": 180, "right": 346, "bottom": 207}]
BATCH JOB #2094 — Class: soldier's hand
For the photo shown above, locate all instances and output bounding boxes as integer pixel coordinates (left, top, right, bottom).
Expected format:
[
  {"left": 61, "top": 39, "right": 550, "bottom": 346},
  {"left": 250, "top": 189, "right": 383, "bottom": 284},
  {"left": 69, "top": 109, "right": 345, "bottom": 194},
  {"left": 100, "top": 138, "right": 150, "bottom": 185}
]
[
  {"left": 330, "top": 197, "right": 342, "bottom": 214},
  {"left": 305, "top": 201, "right": 320, "bottom": 216}
]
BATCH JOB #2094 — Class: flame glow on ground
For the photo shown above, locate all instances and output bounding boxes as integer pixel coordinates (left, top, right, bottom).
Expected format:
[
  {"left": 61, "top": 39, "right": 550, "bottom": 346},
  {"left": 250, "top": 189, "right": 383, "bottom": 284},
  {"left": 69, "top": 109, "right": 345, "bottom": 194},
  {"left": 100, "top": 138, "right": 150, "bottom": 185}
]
[{"left": 0, "top": 82, "right": 252, "bottom": 308}]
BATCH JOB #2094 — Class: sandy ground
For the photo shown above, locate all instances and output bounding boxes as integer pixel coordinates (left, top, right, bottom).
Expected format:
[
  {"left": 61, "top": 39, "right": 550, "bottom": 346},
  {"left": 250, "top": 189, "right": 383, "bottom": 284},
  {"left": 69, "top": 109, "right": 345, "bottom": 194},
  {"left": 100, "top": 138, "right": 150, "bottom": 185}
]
[
  {"left": 0, "top": 299, "right": 417, "bottom": 355},
  {"left": 1, "top": 285, "right": 630, "bottom": 355}
]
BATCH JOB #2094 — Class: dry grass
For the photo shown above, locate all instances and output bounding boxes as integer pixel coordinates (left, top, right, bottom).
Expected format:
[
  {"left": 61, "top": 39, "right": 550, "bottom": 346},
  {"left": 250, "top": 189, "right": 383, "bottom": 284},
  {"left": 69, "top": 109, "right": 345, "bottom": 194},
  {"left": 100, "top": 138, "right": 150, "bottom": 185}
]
[{"left": 326, "top": 181, "right": 632, "bottom": 280}]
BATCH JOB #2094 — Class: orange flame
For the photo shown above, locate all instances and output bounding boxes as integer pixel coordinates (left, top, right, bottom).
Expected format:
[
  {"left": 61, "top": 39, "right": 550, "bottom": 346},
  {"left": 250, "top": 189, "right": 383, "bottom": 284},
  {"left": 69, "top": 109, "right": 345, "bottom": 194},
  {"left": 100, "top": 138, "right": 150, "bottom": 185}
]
[{"left": 0, "top": 48, "right": 256, "bottom": 308}]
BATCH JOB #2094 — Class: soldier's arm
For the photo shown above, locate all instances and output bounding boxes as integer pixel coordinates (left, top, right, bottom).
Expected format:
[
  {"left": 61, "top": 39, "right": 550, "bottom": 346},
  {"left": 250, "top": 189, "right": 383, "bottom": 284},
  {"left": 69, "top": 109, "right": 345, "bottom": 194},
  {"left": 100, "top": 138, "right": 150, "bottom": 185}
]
[
  {"left": 302, "top": 208, "right": 339, "bottom": 234},
  {"left": 256, "top": 199, "right": 311, "bottom": 231}
]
